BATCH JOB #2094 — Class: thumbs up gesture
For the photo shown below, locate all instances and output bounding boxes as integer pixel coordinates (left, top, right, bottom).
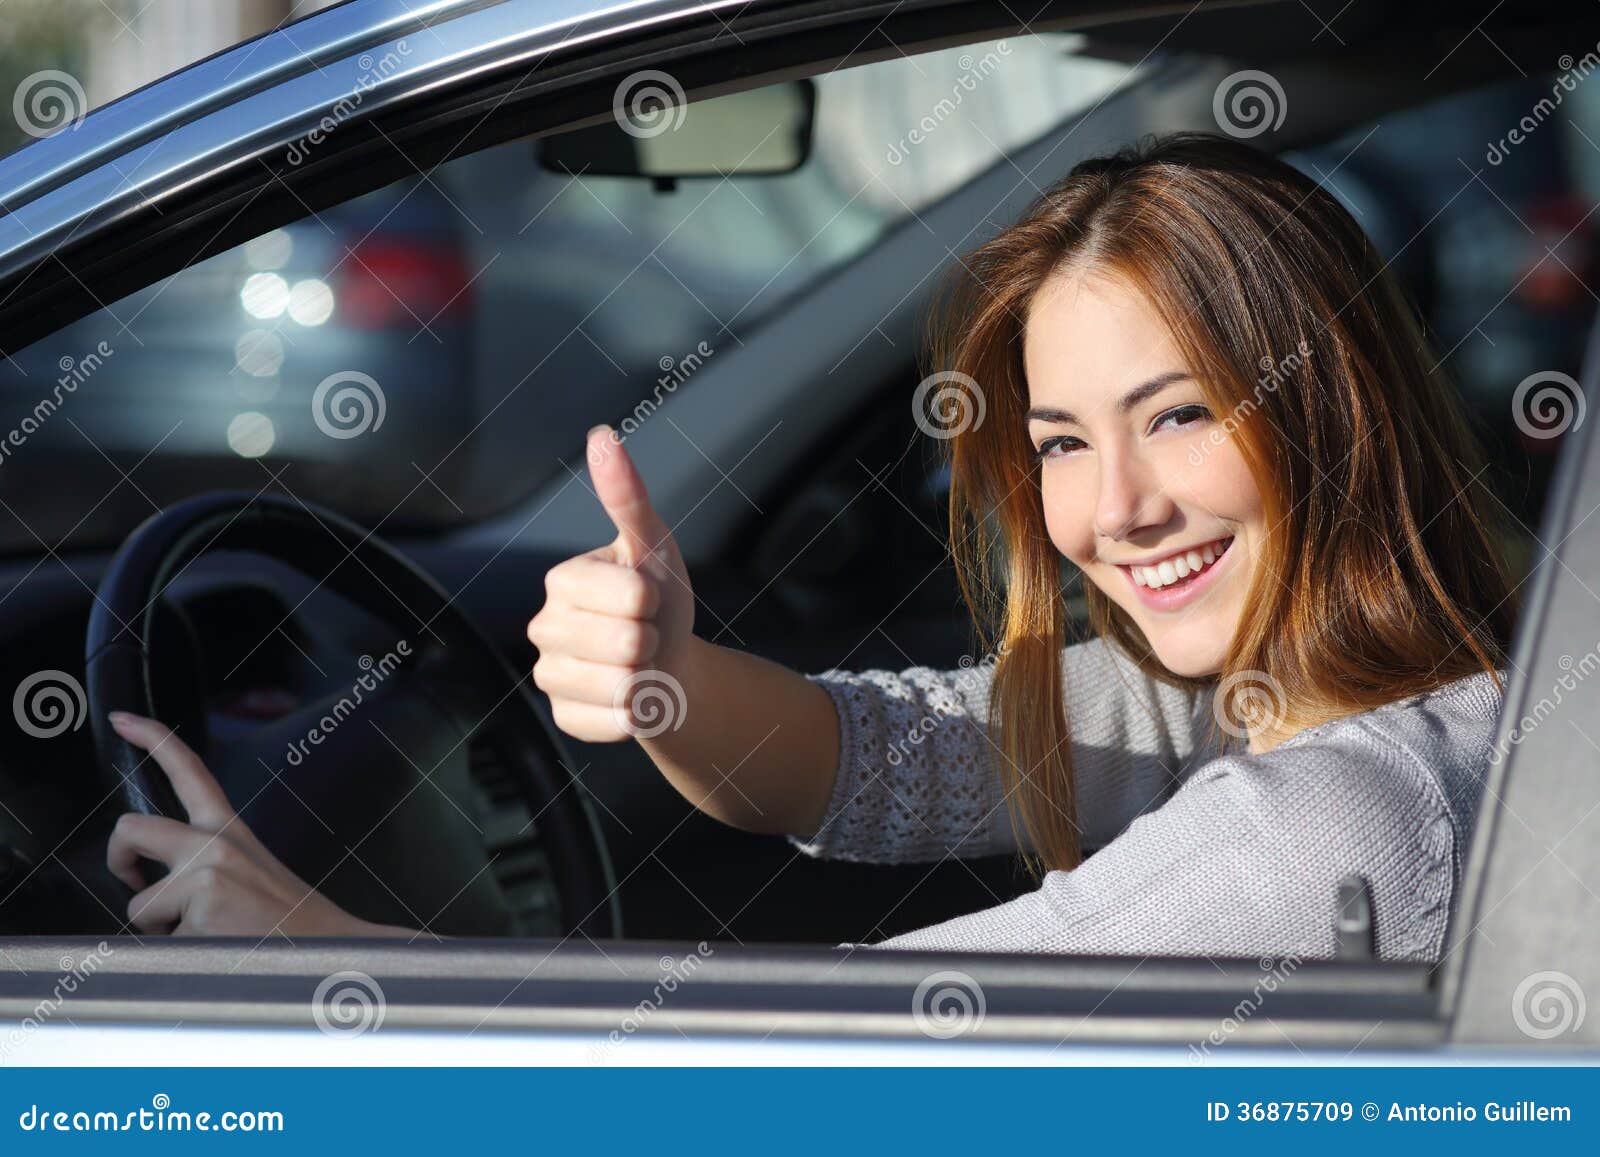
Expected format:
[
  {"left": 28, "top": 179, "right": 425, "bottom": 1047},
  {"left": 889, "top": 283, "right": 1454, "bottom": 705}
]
[{"left": 528, "top": 425, "right": 698, "bottom": 742}]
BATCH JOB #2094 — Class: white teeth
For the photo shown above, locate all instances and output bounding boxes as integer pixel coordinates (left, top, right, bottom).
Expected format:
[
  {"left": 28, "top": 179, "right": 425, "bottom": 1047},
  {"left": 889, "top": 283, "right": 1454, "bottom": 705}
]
[{"left": 1131, "top": 537, "right": 1231, "bottom": 590}]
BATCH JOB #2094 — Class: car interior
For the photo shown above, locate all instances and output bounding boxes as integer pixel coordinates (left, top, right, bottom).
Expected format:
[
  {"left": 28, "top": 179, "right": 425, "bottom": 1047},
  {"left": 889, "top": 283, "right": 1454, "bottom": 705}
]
[{"left": 0, "top": 4, "right": 1593, "bottom": 959}]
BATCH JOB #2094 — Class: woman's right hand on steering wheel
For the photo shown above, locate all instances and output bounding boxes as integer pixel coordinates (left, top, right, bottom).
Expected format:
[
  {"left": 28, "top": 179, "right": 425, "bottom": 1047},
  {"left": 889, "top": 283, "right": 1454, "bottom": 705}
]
[{"left": 528, "top": 424, "right": 699, "bottom": 742}]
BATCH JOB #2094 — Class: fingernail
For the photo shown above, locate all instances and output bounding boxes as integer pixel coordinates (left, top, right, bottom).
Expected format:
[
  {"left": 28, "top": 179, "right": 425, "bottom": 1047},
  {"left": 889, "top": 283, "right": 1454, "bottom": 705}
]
[
  {"left": 587, "top": 423, "right": 611, "bottom": 439},
  {"left": 108, "top": 711, "right": 134, "bottom": 726}
]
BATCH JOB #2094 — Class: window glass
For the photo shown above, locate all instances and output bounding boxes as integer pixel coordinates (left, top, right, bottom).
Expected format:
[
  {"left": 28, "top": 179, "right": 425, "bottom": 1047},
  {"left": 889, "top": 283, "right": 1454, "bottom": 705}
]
[
  {"left": 1286, "top": 73, "right": 1600, "bottom": 555},
  {"left": 0, "top": 34, "right": 1135, "bottom": 553}
]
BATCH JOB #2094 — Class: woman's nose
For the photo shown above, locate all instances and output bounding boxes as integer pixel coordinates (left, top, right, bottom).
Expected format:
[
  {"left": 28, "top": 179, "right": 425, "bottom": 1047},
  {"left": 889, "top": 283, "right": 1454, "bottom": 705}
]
[{"left": 1093, "top": 450, "right": 1171, "bottom": 541}]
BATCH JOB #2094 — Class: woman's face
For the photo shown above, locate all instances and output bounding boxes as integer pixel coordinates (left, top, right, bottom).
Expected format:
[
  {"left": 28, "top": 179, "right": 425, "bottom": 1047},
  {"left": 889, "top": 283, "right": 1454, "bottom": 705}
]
[{"left": 1022, "top": 270, "right": 1265, "bottom": 678}]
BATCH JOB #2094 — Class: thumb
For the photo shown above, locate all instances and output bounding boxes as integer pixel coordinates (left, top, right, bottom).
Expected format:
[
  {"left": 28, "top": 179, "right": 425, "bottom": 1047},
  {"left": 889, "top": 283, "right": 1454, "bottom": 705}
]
[{"left": 587, "top": 424, "right": 671, "bottom": 569}]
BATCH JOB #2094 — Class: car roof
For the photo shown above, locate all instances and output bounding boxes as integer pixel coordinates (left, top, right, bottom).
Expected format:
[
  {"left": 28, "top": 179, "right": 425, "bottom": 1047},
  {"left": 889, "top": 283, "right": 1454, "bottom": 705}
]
[
  {"left": 0, "top": 0, "right": 634, "bottom": 217},
  {"left": 11, "top": 0, "right": 1588, "bottom": 222}
]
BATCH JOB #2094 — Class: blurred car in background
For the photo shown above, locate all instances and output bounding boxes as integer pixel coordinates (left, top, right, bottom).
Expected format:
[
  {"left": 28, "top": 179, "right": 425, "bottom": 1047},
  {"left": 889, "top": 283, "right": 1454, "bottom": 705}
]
[{"left": 0, "top": 180, "right": 476, "bottom": 543}]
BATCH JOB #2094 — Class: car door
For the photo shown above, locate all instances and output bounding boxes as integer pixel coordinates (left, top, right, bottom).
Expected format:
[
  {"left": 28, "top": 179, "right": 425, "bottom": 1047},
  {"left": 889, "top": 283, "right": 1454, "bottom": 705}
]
[{"left": 1445, "top": 319, "right": 1600, "bottom": 1049}]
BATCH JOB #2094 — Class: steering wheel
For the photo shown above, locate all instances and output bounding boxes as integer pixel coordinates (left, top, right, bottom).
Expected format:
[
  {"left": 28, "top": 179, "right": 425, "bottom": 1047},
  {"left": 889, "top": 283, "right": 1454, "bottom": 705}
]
[{"left": 83, "top": 491, "right": 620, "bottom": 940}]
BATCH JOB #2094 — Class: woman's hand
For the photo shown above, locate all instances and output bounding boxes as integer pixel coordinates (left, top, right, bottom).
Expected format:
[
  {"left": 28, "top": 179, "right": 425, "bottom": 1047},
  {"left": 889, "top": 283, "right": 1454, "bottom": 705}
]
[
  {"left": 528, "top": 424, "right": 699, "bottom": 742},
  {"left": 104, "top": 711, "right": 411, "bottom": 938}
]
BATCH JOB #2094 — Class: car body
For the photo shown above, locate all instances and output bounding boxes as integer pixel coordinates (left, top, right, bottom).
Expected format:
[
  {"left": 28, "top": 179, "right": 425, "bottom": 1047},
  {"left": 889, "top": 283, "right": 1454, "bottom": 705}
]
[{"left": 0, "top": 0, "right": 1597, "bottom": 1063}]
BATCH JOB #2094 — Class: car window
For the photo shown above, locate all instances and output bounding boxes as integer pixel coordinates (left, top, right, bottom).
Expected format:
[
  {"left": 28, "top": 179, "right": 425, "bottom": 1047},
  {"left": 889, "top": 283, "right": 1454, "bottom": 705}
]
[
  {"left": 0, "top": 33, "right": 1135, "bottom": 554},
  {"left": 1284, "top": 75, "right": 1600, "bottom": 557}
]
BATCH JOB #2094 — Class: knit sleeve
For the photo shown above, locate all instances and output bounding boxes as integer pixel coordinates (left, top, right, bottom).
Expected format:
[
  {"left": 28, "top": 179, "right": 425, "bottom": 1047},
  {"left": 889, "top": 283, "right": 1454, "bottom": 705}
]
[
  {"left": 786, "top": 636, "right": 1212, "bottom": 864},
  {"left": 862, "top": 724, "right": 1457, "bottom": 962}
]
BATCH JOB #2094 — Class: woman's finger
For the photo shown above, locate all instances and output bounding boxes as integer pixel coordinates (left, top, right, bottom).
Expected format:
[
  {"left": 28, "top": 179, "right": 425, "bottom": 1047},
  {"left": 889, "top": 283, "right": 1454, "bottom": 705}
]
[
  {"left": 531, "top": 651, "right": 642, "bottom": 708},
  {"left": 543, "top": 554, "right": 661, "bottom": 619},
  {"left": 108, "top": 712, "right": 235, "bottom": 829},
  {"left": 125, "top": 867, "right": 199, "bottom": 933},
  {"left": 106, "top": 810, "right": 214, "bottom": 892},
  {"left": 529, "top": 605, "right": 660, "bottom": 666},
  {"left": 127, "top": 862, "right": 252, "bottom": 936}
]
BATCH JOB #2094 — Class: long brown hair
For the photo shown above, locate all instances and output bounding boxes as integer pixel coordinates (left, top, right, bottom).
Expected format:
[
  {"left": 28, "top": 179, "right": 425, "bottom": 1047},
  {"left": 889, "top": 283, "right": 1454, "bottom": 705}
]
[{"left": 924, "top": 131, "right": 1519, "bottom": 877}]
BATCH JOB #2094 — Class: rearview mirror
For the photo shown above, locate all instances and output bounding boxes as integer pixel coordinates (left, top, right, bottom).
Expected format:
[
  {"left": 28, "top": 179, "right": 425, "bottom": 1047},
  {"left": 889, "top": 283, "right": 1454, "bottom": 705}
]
[{"left": 538, "top": 79, "right": 815, "bottom": 181}]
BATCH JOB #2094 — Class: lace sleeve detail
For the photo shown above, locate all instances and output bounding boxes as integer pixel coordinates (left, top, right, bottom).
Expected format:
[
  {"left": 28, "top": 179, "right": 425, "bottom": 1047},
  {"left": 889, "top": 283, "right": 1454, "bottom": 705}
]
[{"left": 787, "top": 636, "right": 1212, "bottom": 864}]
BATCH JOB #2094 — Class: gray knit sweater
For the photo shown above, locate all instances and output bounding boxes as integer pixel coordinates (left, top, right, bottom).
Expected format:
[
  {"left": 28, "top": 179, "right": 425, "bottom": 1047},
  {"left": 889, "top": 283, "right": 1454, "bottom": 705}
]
[{"left": 789, "top": 637, "right": 1506, "bottom": 962}]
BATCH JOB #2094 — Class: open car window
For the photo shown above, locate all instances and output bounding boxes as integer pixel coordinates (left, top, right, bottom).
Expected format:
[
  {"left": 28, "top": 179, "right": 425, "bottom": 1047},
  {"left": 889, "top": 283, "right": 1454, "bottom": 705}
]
[{"left": 0, "top": 33, "right": 1134, "bottom": 555}]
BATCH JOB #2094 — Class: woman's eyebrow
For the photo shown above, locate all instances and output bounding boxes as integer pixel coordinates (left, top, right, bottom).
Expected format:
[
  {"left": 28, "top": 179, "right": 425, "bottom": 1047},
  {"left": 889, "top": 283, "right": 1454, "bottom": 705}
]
[{"left": 1024, "top": 371, "right": 1193, "bottom": 426}]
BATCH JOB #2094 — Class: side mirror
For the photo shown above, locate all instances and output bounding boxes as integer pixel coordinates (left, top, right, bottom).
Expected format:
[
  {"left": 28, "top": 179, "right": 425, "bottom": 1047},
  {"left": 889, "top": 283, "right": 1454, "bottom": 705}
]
[{"left": 538, "top": 79, "right": 815, "bottom": 183}]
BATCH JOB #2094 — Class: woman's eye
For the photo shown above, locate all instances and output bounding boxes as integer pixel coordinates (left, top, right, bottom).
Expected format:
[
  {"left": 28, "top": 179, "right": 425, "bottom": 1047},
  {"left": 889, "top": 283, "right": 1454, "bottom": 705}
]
[
  {"left": 1151, "top": 404, "right": 1212, "bottom": 433},
  {"left": 1031, "top": 436, "right": 1085, "bottom": 462}
]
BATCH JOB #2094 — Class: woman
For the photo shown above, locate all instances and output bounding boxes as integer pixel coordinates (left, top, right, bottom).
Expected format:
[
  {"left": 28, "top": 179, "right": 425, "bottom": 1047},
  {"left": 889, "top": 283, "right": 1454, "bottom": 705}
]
[{"left": 107, "top": 131, "right": 1518, "bottom": 960}]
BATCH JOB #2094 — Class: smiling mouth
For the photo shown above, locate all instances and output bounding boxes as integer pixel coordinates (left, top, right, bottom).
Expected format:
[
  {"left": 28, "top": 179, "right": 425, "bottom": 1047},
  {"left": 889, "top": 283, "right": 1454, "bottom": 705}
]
[{"left": 1119, "top": 536, "right": 1234, "bottom": 591}]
